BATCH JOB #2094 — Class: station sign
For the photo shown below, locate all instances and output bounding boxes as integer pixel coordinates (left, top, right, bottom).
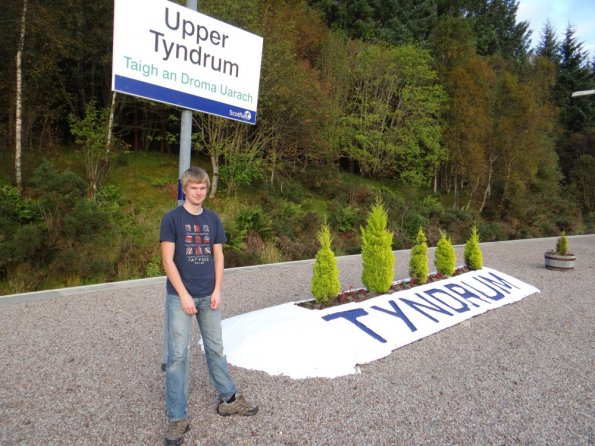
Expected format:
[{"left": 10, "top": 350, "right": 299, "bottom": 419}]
[{"left": 112, "top": 0, "right": 263, "bottom": 124}]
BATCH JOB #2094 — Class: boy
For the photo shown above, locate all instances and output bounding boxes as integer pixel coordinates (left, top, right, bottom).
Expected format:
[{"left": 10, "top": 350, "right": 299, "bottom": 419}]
[{"left": 160, "top": 166, "right": 257, "bottom": 446}]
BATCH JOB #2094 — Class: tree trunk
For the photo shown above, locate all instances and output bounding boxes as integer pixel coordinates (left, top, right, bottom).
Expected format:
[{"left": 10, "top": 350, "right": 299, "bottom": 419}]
[
  {"left": 465, "top": 176, "right": 481, "bottom": 211},
  {"left": 452, "top": 174, "right": 458, "bottom": 209},
  {"left": 210, "top": 154, "right": 219, "bottom": 198},
  {"left": 133, "top": 107, "right": 139, "bottom": 150},
  {"left": 499, "top": 160, "right": 513, "bottom": 208},
  {"left": 15, "top": 0, "right": 28, "bottom": 192},
  {"left": 106, "top": 91, "right": 116, "bottom": 159},
  {"left": 479, "top": 162, "right": 493, "bottom": 214}
]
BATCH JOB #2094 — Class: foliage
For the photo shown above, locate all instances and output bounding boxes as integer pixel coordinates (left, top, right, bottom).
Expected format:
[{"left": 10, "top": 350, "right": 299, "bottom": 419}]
[
  {"left": 68, "top": 99, "right": 112, "bottom": 196},
  {"left": 309, "top": 0, "right": 438, "bottom": 46},
  {"left": 572, "top": 155, "right": 595, "bottom": 211},
  {"left": 1, "top": 0, "right": 114, "bottom": 158},
  {"left": 334, "top": 43, "right": 447, "bottom": 183},
  {"left": 409, "top": 226, "right": 428, "bottom": 284},
  {"left": 330, "top": 204, "right": 360, "bottom": 233},
  {"left": 145, "top": 256, "right": 163, "bottom": 278},
  {"left": 311, "top": 224, "right": 341, "bottom": 304},
  {"left": 0, "top": 184, "right": 39, "bottom": 223},
  {"left": 433, "top": 25, "right": 560, "bottom": 215},
  {"left": 554, "top": 25, "right": 595, "bottom": 179},
  {"left": 0, "top": 148, "right": 589, "bottom": 294},
  {"left": 0, "top": 184, "right": 45, "bottom": 274},
  {"left": 236, "top": 205, "right": 273, "bottom": 241},
  {"left": 463, "top": 0, "right": 531, "bottom": 59},
  {"left": 1, "top": 0, "right": 594, "bottom": 293},
  {"left": 0, "top": 162, "right": 118, "bottom": 292},
  {"left": 556, "top": 231, "right": 569, "bottom": 256},
  {"left": 464, "top": 225, "right": 483, "bottom": 270},
  {"left": 434, "top": 231, "right": 456, "bottom": 276},
  {"left": 536, "top": 20, "right": 560, "bottom": 63},
  {"left": 361, "top": 201, "right": 394, "bottom": 293}
]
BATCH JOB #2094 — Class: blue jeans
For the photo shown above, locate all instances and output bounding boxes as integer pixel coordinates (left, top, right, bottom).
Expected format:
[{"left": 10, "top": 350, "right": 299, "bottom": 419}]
[{"left": 165, "top": 293, "right": 237, "bottom": 422}]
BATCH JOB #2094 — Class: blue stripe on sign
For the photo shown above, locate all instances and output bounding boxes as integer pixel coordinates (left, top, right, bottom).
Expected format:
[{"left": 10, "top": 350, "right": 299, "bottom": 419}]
[{"left": 114, "top": 75, "right": 256, "bottom": 124}]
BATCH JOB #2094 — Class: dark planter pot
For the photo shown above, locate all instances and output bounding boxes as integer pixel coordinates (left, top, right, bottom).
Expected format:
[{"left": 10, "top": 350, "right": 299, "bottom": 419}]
[{"left": 544, "top": 252, "right": 576, "bottom": 271}]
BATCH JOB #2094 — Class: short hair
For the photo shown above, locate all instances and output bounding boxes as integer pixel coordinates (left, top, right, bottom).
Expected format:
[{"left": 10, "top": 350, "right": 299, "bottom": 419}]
[{"left": 181, "top": 166, "right": 210, "bottom": 190}]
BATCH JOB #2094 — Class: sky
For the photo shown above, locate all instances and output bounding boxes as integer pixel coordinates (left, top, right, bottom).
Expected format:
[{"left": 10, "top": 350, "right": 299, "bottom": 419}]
[{"left": 517, "top": 0, "right": 595, "bottom": 58}]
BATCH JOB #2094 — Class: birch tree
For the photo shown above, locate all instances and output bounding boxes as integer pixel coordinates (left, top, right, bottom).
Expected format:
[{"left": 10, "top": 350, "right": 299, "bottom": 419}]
[{"left": 15, "top": 0, "right": 28, "bottom": 192}]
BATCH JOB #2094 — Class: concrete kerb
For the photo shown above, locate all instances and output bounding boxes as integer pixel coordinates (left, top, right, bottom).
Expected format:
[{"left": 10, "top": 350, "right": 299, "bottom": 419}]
[{"left": 1, "top": 234, "right": 591, "bottom": 305}]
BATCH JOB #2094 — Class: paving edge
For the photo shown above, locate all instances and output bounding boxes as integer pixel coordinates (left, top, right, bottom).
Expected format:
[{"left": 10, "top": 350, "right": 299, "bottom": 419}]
[{"left": 1, "top": 234, "right": 591, "bottom": 305}]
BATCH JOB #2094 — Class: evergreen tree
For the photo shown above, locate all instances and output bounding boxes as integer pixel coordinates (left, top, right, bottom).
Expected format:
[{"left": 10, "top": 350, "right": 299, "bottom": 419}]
[
  {"left": 555, "top": 25, "right": 595, "bottom": 178},
  {"left": 409, "top": 226, "right": 428, "bottom": 284},
  {"left": 308, "top": 0, "right": 438, "bottom": 46},
  {"left": 464, "top": 225, "right": 483, "bottom": 270},
  {"left": 311, "top": 223, "right": 341, "bottom": 304},
  {"left": 434, "top": 231, "right": 456, "bottom": 276},
  {"left": 572, "top": 154, "right": 595, "bottom": 211},
  {"left": 461, "top": 0, "right": 531, "bottom": 60},
  {"left": 361, "top": 201, "right": 395, "bottom": 293},
  {"left": 535, "top": 20, "right": 560, "bottom": 64}
]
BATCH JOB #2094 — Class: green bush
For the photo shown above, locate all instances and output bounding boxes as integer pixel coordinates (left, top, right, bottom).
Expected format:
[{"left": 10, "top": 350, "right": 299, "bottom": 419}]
[
  {"left": 434, "top": 231, "right": 456, "bottom": 276},
  {"left": 0, "top": 186, "right": 44, "bottom": 270},
  {"left": 361, "top": 201, "right": 395, "bottom": 293},
  {"left": 1, "top": 163, "right": 121, "bottom": 288},
  {"left": 464, "top": 225, "right": 483, "bottom": 270},
  {"left": 236, "top": 205, "right": 272, "bottom": 240},
  {"left": 62, "top": 200, "right": 111, "bottom": 242},
  {"left": 330, "top": 204, "right": 360, "bottom": 233},
  {"left": 145, "top": 256, "right": 164, "bottom": 277},
  {"left": 68, "top": 99, "right": 112, "bottom": 196},
  {"left": 0, "top": 185, "right": 39, "bottom": 223},
  {"left": 216, "top": 148, "right": 265, "bottom": 195},
  {"left": 409, "top": 227, "right": 428, "bottom": 284},
  {"left": 0, "top": 223, "right": 47, "bottom": 282},
  {"left": 311, "top": 224, "right": 341, "bottom": 304}
]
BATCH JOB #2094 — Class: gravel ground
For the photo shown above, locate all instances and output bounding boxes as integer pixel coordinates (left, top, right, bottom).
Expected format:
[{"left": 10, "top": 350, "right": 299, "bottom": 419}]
[{"left": 0, "top": 235, "right": 593, "bottom": 446}]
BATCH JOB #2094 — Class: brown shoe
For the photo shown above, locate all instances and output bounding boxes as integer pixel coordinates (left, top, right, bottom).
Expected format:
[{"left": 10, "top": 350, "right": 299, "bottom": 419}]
[
  {"left": 164, "top": 419, "right": 190, "bottom": 446},
  {"left": 217, "top": 393, "right": 258, "bottom": 416}
]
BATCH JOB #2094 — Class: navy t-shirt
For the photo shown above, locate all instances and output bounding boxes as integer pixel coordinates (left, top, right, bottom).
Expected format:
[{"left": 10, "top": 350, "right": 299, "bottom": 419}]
[{"left": 159, "top": 206, "right": 227, "bottom": 297}]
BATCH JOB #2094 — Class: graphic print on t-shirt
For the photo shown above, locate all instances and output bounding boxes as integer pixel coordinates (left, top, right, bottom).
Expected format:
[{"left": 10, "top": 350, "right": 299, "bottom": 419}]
[{"left": 184, "top": 222, "right": 211, "bottom": 265}]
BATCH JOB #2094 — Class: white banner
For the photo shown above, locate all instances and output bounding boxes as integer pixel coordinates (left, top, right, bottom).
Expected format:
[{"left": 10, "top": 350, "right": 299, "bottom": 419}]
[
  {"left": 112, "top": 0, "right": 263, "bottom": 123},
  {"left": 222, "top": 267, "right": 540, "bottom": 379}
]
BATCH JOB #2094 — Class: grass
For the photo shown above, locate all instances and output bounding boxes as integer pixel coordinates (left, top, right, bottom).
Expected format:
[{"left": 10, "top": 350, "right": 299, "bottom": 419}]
[{"left": 1, "top": 147, "right": 588, "bottom": 294}]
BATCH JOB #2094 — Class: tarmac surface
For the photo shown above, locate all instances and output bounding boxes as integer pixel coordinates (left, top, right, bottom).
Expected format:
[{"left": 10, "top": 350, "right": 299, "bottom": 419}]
[{"left": 0, "top": 235, "right": 593, "bottom": 445}]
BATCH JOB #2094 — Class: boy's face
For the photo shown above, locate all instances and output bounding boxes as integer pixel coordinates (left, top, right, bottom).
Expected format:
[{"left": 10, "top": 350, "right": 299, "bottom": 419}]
[{"left": 183, "top": 181, "right": 208, "bottom": 207}]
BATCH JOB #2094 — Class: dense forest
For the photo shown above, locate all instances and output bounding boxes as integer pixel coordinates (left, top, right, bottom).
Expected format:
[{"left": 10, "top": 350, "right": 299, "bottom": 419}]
[{"left": 1, "top": 0, "right": 594, "bottom": 294}]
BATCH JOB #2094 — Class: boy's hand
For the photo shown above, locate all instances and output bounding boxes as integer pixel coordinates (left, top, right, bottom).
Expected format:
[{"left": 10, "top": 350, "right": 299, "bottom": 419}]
[
  {"left": 210, "top": 289, "right": 221, "bottom": 310},
  {"left": 180, "top": 294, "right": 197, "bottom": 315}
]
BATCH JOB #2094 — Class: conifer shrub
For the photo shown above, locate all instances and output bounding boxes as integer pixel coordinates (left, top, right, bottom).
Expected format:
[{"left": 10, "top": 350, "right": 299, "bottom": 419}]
[
  {"left": 435, "top": 231, "right": 456, "bottom": 276},
  {"left": 556, "top": 231, "right": 569, "bottom": 255},
  {"left": 361, "top": 201, "right": 395, "bottom": 293},
  {"left": 464, "top": 225, "right": 483, "bottom": 270},
  {"left": 311, "top": 224, "right": 341, "bottom": 304},
  {"left": 409, "top": 226, "right": 428, "bottom": 284}
]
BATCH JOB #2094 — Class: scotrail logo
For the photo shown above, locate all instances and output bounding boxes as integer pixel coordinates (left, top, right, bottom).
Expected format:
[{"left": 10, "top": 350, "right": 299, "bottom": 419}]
[{"left": 229, "top": 109, "right": 252, "bottom": 121}]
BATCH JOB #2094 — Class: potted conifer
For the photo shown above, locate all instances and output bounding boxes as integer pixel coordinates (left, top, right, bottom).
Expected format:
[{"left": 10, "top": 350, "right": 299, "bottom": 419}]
[{"left": 544, "top": 231, "right": 576, "bottom": 271}]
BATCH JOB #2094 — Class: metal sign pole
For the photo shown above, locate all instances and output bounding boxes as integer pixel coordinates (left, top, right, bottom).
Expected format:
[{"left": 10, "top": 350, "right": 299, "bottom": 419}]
[{"left": 177, "top": 0, "right": 198, "bottom": 205}]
